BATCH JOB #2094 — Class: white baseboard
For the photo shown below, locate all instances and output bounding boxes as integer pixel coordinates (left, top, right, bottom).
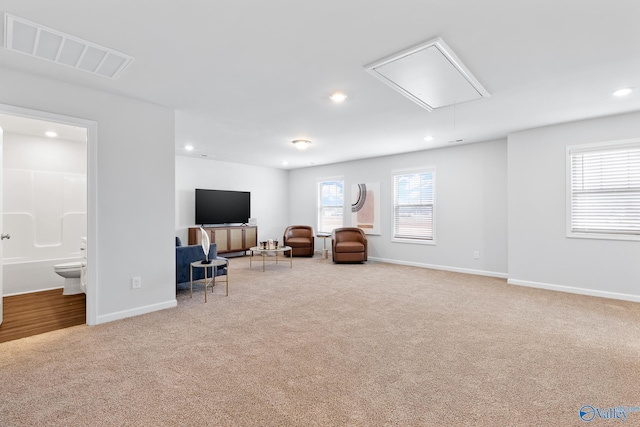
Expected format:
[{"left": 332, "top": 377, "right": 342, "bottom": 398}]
[
  {"left": 96, "top": 299, "right": 177, "bottom": 324},
  {"left": 368, "top": 256, "right": 508, "bottom": 279},
  {"left": 508, "top": 278, "right": 640, "bottom": 303}
]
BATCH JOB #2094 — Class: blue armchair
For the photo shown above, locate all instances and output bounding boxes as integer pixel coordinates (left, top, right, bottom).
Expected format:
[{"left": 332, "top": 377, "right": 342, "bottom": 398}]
[{"left": 175, "top": 243, "right": 227, "bottom": 290}]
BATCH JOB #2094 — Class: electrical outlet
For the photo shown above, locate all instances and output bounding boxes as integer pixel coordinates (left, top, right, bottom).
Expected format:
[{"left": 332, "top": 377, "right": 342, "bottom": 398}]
[
  {"left": 473, "top": 251, "right": 480, "bottom": 259},
  {"left": 131, "top": 276, "right": 142, "bottom": 289}
]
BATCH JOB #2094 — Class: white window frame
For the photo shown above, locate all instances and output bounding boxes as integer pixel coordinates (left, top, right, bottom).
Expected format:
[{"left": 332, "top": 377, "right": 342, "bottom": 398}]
[
  {"left": 392, "top": 167, "right": 436, "bottom": 245},
  {"left": 317, "top": 176, "right": 344, "bottom": 234},
  {"left": 566, "top": 138, "right": 640, "bottom": 241}
]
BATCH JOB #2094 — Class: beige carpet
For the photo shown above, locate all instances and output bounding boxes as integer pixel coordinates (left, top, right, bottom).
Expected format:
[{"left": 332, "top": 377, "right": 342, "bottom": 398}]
[{"left": 1, "top": 256, "right": 639, "bottom": 426}]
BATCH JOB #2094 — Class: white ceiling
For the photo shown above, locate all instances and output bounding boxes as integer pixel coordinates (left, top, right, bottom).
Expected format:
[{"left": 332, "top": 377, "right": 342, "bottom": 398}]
[{"left": 1, "top": 1, "right": 639, "bottom": 169}]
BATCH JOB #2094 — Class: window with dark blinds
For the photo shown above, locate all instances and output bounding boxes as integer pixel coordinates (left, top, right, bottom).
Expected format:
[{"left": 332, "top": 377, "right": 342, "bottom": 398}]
[
  {"left": 393, "top": 168, "right": 435, "bottom": 242},
  {"left": 568, "top": 140, "right": 640, "bottom": 239}
]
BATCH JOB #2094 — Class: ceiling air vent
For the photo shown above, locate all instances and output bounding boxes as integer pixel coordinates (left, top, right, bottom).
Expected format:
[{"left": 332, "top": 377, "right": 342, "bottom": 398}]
[
  {"left": 4, "top": 13, "right": 133, "bottom": 79},
  {"left": 365, "top": 37, "right": 489, "bottom": 111}
]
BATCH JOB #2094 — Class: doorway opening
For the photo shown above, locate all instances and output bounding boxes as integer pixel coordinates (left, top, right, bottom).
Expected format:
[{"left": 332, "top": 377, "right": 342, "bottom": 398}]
[{"left": 0, "top": 104, "right": 97, "bottom": 338}]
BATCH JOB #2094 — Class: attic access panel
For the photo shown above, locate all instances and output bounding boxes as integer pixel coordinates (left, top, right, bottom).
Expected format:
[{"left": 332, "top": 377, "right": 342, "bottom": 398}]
[{"left": 365, "top": 37, "right": 489, "bottom": 111}]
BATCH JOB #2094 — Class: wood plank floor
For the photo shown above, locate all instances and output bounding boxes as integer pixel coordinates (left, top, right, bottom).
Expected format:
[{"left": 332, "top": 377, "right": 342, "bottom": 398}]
[{"left": 0, "top": 289, "right": 86, "bottom": 343}]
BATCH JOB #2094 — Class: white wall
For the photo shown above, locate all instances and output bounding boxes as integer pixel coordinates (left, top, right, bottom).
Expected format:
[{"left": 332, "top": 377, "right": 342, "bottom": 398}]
[
  {"left": 0, "top": 66, "right": 176, "bottom": 324},
  {"left": 289, "top": 139, "right": 508, "bottom": 277},
  {"left": 175, "top": 155, "right": 289, "bottom": 246},
  {"left": 508, "top": 111, "right": 640, "bottom": 301}
]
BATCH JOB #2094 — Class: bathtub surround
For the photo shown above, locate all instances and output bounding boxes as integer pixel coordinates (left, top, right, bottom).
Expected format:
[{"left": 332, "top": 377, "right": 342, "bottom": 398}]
[{"left": 2, "top": 132, "right": 86, "bottom": 295}]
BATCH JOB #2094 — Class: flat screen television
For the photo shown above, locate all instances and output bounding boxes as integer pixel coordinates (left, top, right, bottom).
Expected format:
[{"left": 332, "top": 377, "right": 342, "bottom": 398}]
[{"left": 195, "top": 189, "right": 251, "bottom": 225}]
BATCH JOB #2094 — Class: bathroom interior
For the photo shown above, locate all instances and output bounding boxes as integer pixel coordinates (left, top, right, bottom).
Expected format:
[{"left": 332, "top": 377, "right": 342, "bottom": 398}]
[{"left": 0, "top": 113, "right": 87, "bottom": 342}]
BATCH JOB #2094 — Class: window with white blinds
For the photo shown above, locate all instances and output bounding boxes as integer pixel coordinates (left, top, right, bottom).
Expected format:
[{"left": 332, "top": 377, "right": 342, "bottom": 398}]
[
  {"left": 392, "top": 168, "right": 435, "bottom": 243},
  {"left": 317, "top": 178, "right": 344, "bottom": 234},
  {"left": 567, "top": 139, "right": 640, "bottom": 240}
]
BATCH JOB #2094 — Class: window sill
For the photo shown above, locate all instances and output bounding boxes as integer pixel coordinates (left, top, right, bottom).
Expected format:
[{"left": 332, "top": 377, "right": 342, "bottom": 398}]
[
  {"left": 566, "top": 232, "right": 640, "bottom": 242},
  {"left": 392, "top": 238, "right": 436, "bottom": 246}
]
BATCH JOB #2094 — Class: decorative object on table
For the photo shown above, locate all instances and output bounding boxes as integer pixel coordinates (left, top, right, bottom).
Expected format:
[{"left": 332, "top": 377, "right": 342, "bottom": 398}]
[
  {"left": 200, "top": 226, "right": 212, "bottom": 264},
  {"left": 260, "top": 241, "right": 268, "bottom": 249},
  {"left": 351, "top": 182, "right": 381, "bottom": 235},
  {"left": 268, "top": 239, "right": 274, "bottom": 249},
  {"left": 274, "top": 240, "right": 279, "bottom": 248}
]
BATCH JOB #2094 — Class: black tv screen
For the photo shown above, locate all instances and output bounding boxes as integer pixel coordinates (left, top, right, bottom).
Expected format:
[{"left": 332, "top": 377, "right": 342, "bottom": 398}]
[{"left": 195, "top": 189, "right": 251, "bottom": 225}]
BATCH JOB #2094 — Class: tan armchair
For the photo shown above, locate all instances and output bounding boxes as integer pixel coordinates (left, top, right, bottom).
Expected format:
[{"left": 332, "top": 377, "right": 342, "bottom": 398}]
[
  {"left": 283, "top": 225, "right": 315, "bottom": 257},
  {"left": 332, "top": 227, "right": 367, "bottom": 263}
]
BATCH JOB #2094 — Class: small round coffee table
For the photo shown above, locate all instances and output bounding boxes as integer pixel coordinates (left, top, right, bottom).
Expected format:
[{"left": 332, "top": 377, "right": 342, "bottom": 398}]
[
  {"left": 316, "top": 233, "right": 331, "bottom": 259},
  {"left": 249, "top": 245, "right": 292, "bottom": 272},
  {"left": 190, "top": 259, "right": 228, "bottom": 302}
]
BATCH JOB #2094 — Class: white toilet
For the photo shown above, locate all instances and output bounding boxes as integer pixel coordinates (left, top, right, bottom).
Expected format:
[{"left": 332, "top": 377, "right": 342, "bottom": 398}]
[{"left": 54, "top": 261, "right": 84, "bottom": 295}]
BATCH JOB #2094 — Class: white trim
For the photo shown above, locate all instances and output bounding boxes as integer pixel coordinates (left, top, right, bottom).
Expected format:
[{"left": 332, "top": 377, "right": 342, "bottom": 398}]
[
  {"left": 508, "top": 278, "right": 640, "bottom": 303},
  {"left": 566, "top": 137, "right": 640, "bottom": 242},
  {"left": 96, "top": 299, "right": 177, "bottom": 324},
  {"left": 0, "top": 103, "right": 98, "bottom": 325},
  {"left": 317, "top": 176, "right": 344, "bottom": 234},
  {"left": 316, "top": 175, "right": 344, "bottom": 183},
  {"left": 369, "top": 256, "right": 508, "bottom": 279},
  {"left": 391, "top": 238, "right": 435, "bottom": 245},
  {"left": 391, "top": 166, "right": 436, "bottom": 244},
  {"left": 566, "top": 137, "right": 640, "bottom": 153}
]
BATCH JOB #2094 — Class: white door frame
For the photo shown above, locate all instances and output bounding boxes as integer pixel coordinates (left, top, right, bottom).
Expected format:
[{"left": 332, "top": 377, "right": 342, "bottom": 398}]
[{"left": 0, "top": 103, "right": 98, "bottom": 325}]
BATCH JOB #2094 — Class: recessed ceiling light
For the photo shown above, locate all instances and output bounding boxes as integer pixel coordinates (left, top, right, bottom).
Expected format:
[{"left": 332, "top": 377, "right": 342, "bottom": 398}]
[
  {"left": 424, "top": 135, "right": 434, "bottom": 142},
  {"left": 613, "top": 87, "right": 633, "bottom": 97},
  {"left": 185, "top": 144, "right": 194, "bottom": 151},
  {"left": 292, "top": 139, "right": 311, "bottom": 150},
  {"left": 330, "top": 92, "right": 347, "bottom": 103},
  {"left": 45, "top": 131, "right": 57, "bottom": 138},
  {"left": 282, "top": 160, "right": 289, "bottom": 166}
]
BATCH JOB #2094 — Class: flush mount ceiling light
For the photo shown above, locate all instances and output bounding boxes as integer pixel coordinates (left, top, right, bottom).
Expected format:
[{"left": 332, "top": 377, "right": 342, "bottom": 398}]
[
  {"left": 613, "top": 87, "right": 633, "bottom": 97},
  {"left": 292, "top": 139, "right": 311, "bottom": 150},
  {"left": 423, "top": 135, "right": 434, "bottom": 142},
  {"left": 184, "top": 144, "right": 194, "bottom": 151},
  {"left": 365, "top": 37, "right": 489, "bottom": 111},
  {"left": 45, "top": 131, "right": 57, "bottom": 138},
  {"left": 4, "top": 13, "right": 134, "bottom": 79},
  {"left": 330, "top": 92, "right": 348, "bottom": 103}
]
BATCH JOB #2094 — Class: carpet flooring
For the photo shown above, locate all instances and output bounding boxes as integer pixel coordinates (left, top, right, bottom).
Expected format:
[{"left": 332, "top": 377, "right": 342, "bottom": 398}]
[{"left": 1, "top": 256, "right": 639, "bottom": 426}]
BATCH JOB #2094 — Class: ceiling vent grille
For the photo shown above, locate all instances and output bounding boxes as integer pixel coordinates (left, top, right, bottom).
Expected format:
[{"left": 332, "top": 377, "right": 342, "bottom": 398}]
[
  {"left": 3, "top": 13, "right": 133, "bottom": 79},
  {"left": 365, "top": 37, "right": 489, "bottom": 111}
]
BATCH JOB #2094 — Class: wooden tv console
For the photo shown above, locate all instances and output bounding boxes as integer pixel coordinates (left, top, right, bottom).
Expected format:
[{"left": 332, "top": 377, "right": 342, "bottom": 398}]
[{"left": 188, "top": 226, "right": 257, "bottom": 254}]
